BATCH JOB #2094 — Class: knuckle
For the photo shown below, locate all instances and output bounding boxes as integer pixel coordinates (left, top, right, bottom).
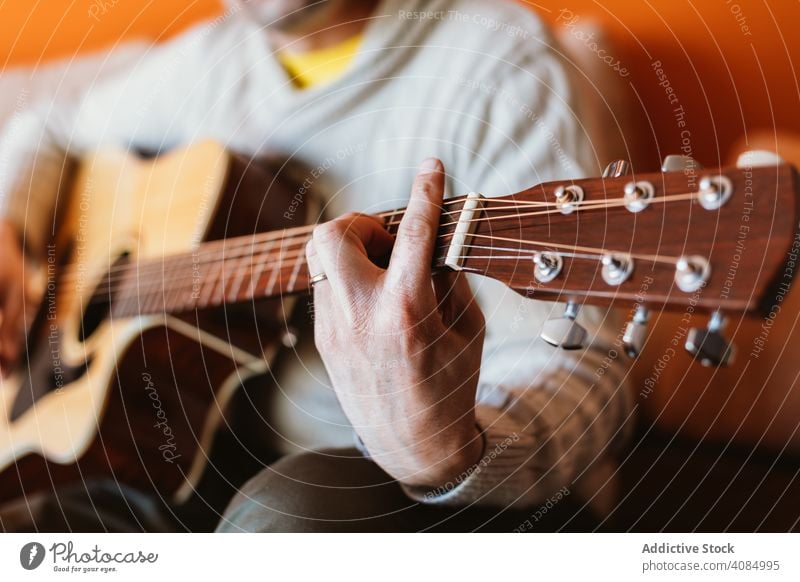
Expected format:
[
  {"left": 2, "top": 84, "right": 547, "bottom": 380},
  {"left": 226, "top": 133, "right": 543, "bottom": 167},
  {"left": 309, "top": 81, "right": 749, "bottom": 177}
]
[
  {"left": 395, "top": 316, "right": 434, "bottom": 355},
  {"left": 396, "top": 311, "right": 419, "bottom": 335},
  {"left": 341, "top": 228, "right": 364, "bottom": 249},
  {"left": 341, "top": 211, "right": 366, "bottom": 223},
  {"left": 339, "top": 212, "right": 372, "bottom": 234},
  {"left": 304, "top": 239, "right": 317, "bottom": 259},
  {"left": 413, "top": 174, "right": 440, "bottom": 200},
  {"left": 312, "top": 222, "right": 345, "bottom": 247},
  {"left": 402, "top": 214, "right": 437, "bottom": 238},
  {"left": 391, "top": 289, "right": 424, "bottom": 323}
]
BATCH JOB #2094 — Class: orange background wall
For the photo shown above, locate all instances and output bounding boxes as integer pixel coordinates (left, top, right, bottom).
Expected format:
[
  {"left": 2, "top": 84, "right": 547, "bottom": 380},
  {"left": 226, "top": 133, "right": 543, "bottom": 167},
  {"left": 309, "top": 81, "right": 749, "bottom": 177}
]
[{"left": 0, "top": 1, "right": 219, "bottom": 67}]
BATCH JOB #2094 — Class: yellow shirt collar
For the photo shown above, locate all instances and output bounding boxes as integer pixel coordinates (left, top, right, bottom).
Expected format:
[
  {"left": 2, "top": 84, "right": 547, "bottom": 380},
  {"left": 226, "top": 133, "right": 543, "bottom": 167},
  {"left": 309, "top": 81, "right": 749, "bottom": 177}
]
[{"left": 277, "top": 34, "right": 363, "bottom": 89}]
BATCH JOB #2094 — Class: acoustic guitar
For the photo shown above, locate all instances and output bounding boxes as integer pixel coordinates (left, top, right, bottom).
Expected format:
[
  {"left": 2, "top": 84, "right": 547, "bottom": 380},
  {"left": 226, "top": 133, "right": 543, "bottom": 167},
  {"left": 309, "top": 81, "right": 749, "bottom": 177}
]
[{"left": 0, "top": 141, "right": 797, "bottom": 505}]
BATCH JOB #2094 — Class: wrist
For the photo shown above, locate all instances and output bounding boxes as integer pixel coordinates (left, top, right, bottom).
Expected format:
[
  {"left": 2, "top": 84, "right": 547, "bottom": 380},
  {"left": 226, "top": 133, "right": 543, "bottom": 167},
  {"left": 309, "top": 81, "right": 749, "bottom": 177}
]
[{"left": 402, "top": 423, "right": 485, "bottom": 489}]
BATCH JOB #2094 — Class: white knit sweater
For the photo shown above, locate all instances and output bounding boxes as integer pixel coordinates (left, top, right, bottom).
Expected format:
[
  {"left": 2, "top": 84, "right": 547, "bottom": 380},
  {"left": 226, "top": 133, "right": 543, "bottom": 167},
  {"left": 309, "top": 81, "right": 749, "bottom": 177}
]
[{"left": 0, "top": 0, "right": 632, "bottom": 511}]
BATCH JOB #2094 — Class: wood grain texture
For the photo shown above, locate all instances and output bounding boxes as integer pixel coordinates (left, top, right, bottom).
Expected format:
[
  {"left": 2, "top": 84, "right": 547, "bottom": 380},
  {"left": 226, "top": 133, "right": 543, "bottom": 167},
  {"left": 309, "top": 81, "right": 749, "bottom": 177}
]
[{"left": 461, "top": 164, "right": 800, "bottom": 315}]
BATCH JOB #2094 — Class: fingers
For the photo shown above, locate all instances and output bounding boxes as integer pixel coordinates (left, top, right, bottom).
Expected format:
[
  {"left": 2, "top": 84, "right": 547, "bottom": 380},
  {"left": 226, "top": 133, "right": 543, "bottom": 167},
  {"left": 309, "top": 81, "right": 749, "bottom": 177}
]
[
  {"left": 387, "top": 158, "right": 445, "bottom": 296},
  {"left": 308, "top": 212, "right": 394, "bottom": 309},
  {"left": 432, "top": 271, "right": 485, "bottom": 336}
]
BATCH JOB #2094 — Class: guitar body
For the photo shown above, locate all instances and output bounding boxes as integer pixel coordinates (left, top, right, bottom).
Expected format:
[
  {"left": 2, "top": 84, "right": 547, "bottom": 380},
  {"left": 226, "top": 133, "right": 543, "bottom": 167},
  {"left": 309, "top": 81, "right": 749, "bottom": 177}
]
[{"left": 0, "top": 141, "right": 307, "bottom": 504}]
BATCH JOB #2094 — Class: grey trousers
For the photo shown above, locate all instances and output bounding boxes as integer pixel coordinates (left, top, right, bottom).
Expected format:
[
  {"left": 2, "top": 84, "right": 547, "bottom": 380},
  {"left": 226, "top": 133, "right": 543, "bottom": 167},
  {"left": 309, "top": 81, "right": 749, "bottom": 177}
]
[
  {"left": 216, "top": 448, "right": 601, "bottom": 533},
  {"left": 0, "top": 448, "right": 599, "bottom": 532}
]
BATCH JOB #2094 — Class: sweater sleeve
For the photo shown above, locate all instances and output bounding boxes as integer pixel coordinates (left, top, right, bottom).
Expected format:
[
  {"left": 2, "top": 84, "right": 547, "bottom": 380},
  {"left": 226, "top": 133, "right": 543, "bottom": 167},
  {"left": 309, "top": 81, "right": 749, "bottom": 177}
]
[
  {"left": 402, "top": 306, "right": 634, "bottom": 508},
  {"left": 403, "top": 6, "right": 633, "bottom": 508},
  {"left": 0, "top": 104, "right": 76, "bottom": 256}
]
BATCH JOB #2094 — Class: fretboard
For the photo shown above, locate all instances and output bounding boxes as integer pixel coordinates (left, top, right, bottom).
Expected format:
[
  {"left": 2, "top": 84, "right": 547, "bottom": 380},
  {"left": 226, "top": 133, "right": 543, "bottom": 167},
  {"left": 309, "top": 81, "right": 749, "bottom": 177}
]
[{"left": 108, "top": 199, "right": 466, "bottom": 318}]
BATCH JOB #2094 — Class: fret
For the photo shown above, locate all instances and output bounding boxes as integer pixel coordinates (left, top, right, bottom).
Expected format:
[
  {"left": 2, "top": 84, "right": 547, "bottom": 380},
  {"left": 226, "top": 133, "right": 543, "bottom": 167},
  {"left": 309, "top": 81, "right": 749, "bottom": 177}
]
[
  {"left": 150, "top": 263, "right": 172, "bottom": 312},
  {"left": 186, "top": 251, "right": 205, "bottom": 310},
  {"left": 138, "top": 270, "right": 157, "bottom": 313},
  {"left": 266, "top": 235, "right": 291, "bottom": 297},
  {"left": 112, "top": 270, "right": 135, "bottom": 319},
  {"left": 173, "top": 279, "right": 192, "bottom": 312},
  {"left": 164, "top": 278, "right": 179, "bottom": 311},
  {"left": 247, "top": 240, "right": 275, "bottom": 298},
  {"left": 265, "top": 256, "right": 282, "bottom": 298},
  {"left": 210, "top": 255, "right": 232, "bottom": 306},
  {"left": 141, "top": 271, "right": 159, "bottom": 315},
  {"left": 227, "top": 252, "right": 251, "bottom": 303},
  {"left": 175, "top": 254, "right": 199, "bottom": 309},
  {"left": 385, "top": 208, "right": 401, "bottom": 236},
  {"left": 154, "top": 281, "right": 168, "bottom": 314},
  {"left": 133, "top": 264, "right": 155, "bottom": 316},
  {"left": 286, "top": 251, "right": 305, "bottom": 294},
  {"left": 198, "top": 262, "right": 219, "bottom": 309}
]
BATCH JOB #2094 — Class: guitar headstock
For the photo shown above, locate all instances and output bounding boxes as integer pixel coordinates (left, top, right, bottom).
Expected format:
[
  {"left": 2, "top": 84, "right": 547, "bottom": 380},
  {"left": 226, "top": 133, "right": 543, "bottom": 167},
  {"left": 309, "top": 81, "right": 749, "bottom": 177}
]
[{"left": 453, "top": 154, "right": 800, "bottom": 365}]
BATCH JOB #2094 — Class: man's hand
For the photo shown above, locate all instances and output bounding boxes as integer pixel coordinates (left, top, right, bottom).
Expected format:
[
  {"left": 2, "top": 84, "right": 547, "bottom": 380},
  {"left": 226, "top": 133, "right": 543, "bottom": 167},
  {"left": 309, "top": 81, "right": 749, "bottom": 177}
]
[
  {"left": 0, "top": 219, "right": 27, "bottom": 375},
  {"left": 306, "top": 158, "right": 485, "bottom": 488}
]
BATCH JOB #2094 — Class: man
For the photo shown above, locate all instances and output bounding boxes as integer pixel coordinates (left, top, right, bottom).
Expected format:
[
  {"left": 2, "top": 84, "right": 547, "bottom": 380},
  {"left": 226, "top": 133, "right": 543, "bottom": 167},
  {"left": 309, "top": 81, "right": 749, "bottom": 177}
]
[{"left": 0, "top": 0, "right": 631, "bottom": 531}]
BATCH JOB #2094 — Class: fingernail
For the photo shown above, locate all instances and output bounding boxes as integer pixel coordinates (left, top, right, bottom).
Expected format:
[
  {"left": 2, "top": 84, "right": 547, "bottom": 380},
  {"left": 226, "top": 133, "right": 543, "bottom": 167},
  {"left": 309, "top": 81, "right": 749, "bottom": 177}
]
[{"left": 419, "top": 157, "right": 441, "bottom": 174}]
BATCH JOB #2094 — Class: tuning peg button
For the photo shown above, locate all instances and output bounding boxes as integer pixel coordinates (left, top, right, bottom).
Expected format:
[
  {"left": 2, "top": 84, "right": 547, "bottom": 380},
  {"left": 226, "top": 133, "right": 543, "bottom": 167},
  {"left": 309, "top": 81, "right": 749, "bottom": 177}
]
[
  {"left": 602, "top": 160, "right": 631, "bottom": 178},
  {"left": 281, "top": 326, "right": 299, "bottom": 348},
  {"left": 736, "top": 150, "right": 784, "bottom": 168},
  {"left": 533, "top": 251, "right": 563, "bottom": 283},
  {"left": 661, "top": 154, "right": 703, "bottom": 173},
  {"left": 623, "top": 305, "right": 649, "bottom": 358},
  {"left": 540, "top": 302, "right": 587, "bottom": 350},
  {"left": 685, "top": 311, "right": 735, "bottom": 367}
]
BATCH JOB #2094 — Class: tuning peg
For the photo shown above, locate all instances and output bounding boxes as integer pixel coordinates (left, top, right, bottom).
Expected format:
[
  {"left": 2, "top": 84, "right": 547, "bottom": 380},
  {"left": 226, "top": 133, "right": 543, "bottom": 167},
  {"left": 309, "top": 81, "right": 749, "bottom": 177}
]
[
  {"left": 685, "top": 311, "right": 735, "bottom": 367},
  {"left": 622, "top": 305, "right": 649, "bottom": 358},
  {"left": 602, "top": 160, "right": 631, "bottom": 178},
  {"left": 280, "top": 326, "right": 299, "bottom": 348},
  {"left": 736, "top": 150, "right": 784, "bottom": 168},
  {"left": 661, "top": 154, "right": 702, "bottom": 173},
  {"left": 540, "top": 302, "right": 587, "bottom": 350}
]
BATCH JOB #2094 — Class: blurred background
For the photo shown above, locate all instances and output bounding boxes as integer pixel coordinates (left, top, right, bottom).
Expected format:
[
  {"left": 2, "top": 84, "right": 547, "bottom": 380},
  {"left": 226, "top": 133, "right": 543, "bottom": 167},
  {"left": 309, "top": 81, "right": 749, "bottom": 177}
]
[{"left": 2, "top": 0, "right": 798, "bottom": 165}]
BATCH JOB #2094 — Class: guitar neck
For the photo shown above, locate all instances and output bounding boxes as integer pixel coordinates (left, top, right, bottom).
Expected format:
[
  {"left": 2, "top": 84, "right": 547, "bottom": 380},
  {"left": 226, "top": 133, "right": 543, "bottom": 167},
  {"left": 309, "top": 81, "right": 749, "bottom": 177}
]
[
  {"left": 105, "top": 161, "right": 800, "bottom": 319},
  {"left": 109, "top": 200, "right": 465, "bottom": 318}
]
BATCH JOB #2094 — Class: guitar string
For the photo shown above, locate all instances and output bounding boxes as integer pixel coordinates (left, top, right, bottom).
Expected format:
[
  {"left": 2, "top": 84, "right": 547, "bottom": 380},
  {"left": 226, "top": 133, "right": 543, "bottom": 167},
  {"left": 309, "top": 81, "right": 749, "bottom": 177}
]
[
  {"left": 124, "top": 233, "right": 680, "bottom": 306},
  {"left": 57, "top": 190, "right": 698, "bottom": 285},
  {"left": 86, "top": 217, "right": 672, "bottom": 301},
  {"left": 88, "top": 192, "right": 698, "bottom": 302},
  {"left": 57, "top": 197, "right": 472, "bottom": 282},
  {"left": 115, "top": 227, "right": 683, "bottom": 300},
  {"left": 106, "top": 229, "right": 686, "bottom": 315},
  {"left": 63, "top": 193, "right": 561, "bottom": 273},
  {"left": 65, "top": 190, "right": 701, "bottom": 291},
  {"left": 110, "top": 245, "right": 680, "bottom": 315}
]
